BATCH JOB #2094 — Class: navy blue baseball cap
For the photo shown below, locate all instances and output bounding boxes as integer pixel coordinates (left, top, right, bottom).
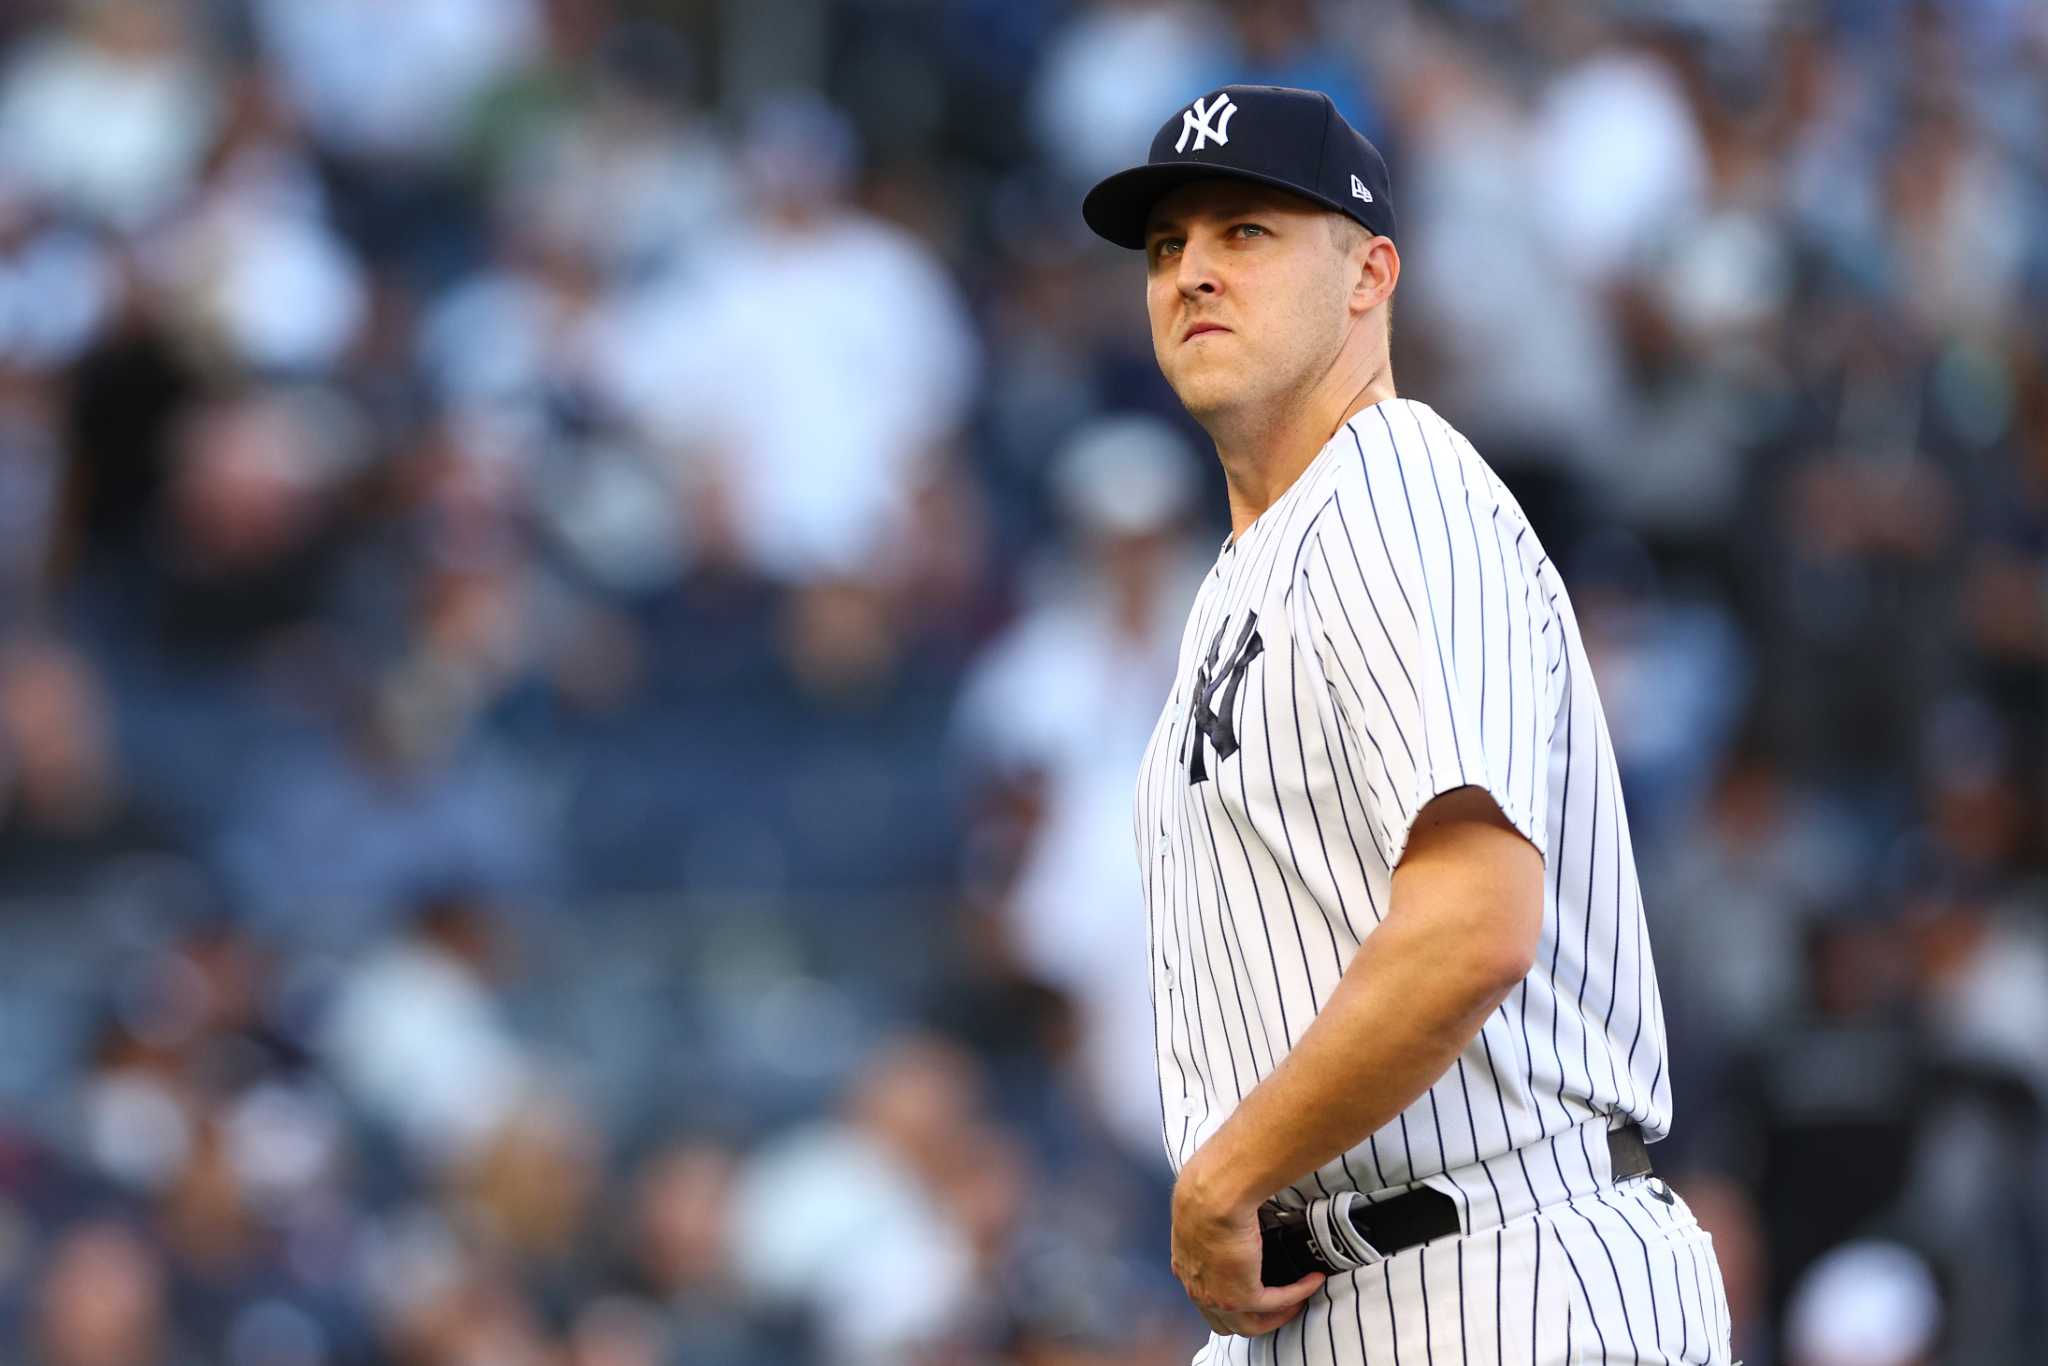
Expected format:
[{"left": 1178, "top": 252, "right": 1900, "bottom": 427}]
[{"left": 1082, "top": 85, "right": 1395, "bottom": 250}]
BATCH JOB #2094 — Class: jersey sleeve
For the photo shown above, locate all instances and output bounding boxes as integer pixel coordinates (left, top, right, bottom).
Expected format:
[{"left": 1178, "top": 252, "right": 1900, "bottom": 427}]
[{"left": 1294, "top": 421, "right": 1559, "bottom": 870}]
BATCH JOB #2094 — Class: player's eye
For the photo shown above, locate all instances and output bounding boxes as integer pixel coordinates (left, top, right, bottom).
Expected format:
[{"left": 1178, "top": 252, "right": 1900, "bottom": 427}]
[
  {"left": 1232, "top": 223, "right": 1269, "bottom": 238},
  {"left": 1149, "top": 237, "right": 1184, "bottom": 264}
]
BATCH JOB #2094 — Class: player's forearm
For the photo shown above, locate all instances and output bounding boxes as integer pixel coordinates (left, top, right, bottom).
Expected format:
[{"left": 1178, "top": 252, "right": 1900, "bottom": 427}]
[
  {"left": 1178, "top": 908, "right": 1519, "bottom": 1212},
  {"left": 1178, "top": 800, "right": 1542, "bottom": 1215}
]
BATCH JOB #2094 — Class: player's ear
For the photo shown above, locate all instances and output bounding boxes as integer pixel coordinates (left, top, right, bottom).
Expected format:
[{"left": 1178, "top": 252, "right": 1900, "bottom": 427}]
[{"left": 1352, "top": 237, "right": 1397, "bottom": 319}]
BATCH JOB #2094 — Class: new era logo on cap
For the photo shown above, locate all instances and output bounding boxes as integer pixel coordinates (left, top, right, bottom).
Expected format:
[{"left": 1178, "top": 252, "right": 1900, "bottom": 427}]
[{"left": 1081, "top": 85, "right": 1396, "bottom": 250}]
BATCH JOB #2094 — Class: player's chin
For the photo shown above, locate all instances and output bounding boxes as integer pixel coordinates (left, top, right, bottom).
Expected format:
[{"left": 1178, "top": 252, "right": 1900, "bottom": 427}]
[{"left": 1166, "top": 369, "right": 1243, "bottom": 419}]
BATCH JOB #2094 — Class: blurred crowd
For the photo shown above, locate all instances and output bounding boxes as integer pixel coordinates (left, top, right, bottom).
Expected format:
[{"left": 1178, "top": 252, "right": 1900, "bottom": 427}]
[{"left": 0, "top": 0, "right": 2043, "bottom": 1363}]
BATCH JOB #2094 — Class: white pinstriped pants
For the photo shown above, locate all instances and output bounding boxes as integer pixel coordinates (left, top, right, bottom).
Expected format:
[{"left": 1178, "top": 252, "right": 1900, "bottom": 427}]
[{"left": 1199, "top": 1131, "right": 1734, "bottom": 1364}]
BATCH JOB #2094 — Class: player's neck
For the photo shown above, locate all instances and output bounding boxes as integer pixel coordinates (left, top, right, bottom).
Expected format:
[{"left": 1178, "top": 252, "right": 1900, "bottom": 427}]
[{"left": 1212, "top": 362, "right": 1396, "bottom": 543}]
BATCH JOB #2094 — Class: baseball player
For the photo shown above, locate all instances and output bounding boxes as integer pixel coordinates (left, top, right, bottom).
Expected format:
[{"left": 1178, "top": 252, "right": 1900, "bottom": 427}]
[{"left": 1082, "top": 86, "right": 1734, "bottom": 1363}]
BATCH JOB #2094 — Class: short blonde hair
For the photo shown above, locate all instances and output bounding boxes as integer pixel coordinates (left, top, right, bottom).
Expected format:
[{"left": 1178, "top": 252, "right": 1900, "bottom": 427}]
[{"left": 1328, "top": 214, "right": 1372, "bottom": 254}]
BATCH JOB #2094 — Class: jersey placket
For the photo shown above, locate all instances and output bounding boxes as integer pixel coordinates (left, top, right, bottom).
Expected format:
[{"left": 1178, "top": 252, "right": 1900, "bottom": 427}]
[
  {"left": 1175, "top": 528, "right": 1290, "bottom": 1164},
  {"left": 1152, "top": 602, "right": 1215, "bottom": 1163},
  {"left": 1161, "top": 551, "right": 1262, "bottom": 1165}
]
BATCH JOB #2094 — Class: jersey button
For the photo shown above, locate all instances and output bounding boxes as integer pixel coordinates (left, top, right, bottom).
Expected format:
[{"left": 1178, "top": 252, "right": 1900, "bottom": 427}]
[{"left": 1156, "top": 834, "right": 1171, "bottom": 857}]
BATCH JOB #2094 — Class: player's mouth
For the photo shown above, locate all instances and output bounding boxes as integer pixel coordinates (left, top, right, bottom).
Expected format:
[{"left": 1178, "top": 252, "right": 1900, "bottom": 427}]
[{"left": 1182, "top": 321, "right": 1231, "bottom": 342}]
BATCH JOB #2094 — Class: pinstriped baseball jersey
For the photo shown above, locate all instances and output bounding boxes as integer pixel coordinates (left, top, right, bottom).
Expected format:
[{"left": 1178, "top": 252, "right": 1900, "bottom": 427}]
[{"left": 1132, "top": 396, "right": 1673, "bottom": 1208}]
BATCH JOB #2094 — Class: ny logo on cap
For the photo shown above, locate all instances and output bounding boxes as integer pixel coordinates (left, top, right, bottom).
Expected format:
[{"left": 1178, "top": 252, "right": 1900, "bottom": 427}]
[{"left": 1175, "top": 94, "right": 1238, "bottom": 154}]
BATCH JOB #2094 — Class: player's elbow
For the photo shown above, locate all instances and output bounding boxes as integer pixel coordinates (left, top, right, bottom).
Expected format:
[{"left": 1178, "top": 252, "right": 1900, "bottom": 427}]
[
  {"left": 1474, "top": 919, "right": 1539, "bottom": 998},
  {"left": 1388, "top": 869, "right": 1543, "bottom": 1012},
  {"left": 1457, "top": 873, "right": 1543, "bottom": 1003}
]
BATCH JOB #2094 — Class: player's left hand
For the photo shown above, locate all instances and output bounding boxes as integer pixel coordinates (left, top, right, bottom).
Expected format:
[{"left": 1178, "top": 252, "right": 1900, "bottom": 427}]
[{"left": 1170, "top": 1159, "right": 1324, "bottom": 1338}]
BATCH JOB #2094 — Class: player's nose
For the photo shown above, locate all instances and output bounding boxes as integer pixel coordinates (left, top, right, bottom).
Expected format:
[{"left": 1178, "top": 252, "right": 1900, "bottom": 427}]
[{"left": 1174, "top": 237, "right": 1222, "bottom": 298}]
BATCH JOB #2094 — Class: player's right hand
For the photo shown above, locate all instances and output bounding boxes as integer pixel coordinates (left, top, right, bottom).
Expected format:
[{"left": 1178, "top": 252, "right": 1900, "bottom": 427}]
[{"left": 1170, "top": 1186, "right": 1325, "bottom": 1338}]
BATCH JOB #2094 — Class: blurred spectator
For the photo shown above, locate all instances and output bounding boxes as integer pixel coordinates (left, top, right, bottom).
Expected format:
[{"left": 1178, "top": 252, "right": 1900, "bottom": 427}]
[
  {"left": 1713, "top": 912, "right": 1933, "bottom": 1341},
  {"left": 319, "top": 893, "right": 533, "bottom": 1166},
  {"left": 1030, "top": 1, "right": 1229, "bottom": 186},
  {"left": 72, "top": 1013, "right": 199, "bottom": 1200},
  {"left": 0, "top": 176, "right": 118, "bottom": 373},
  {"left": 249, "top": 0, "right": 542, "bottom": 167},
  {"left": 955, "top": 414, "right": 1205, "bottom": 1164},
  {"left": 627, "top": 1141, "right": 734, "bottom": 1303},
  {"left": 565, "top": 1296, "right": 667, "bottom": 1366},
  {"left": 605, "top": 93, "right": 979, "bottom": 586},
  {"left": 1571, "top": 532, "right": 1750, "bottom": 845},
  {"left": 730, "top": 1032, "right": 1011, "bottom": 1363},
  {"left": 1391, "top": 28, "right": 1628, "bottom": 508},
  {"left": 147, "top": 87, "right": 369, "bottom": 375},
  {"left": 54, "top": 280, "right": 201, "bottom": 578},
  {"left": 0, "top": 367, "right": 64, "bottom": 624},
  {"left": 0, "top": 0, "right": 220, "bottom": 232},
  {"left": 617, "top": 1137, "right": 798, "bottom": 1362},
  {"left": 1782, "top": 1239, "right": 1940, "bottom": 1366},
  {"left": 1197, "top": 0, "right": 1384, "bottom": 136},
  {"left": 448, "top": 1085, "right": 605, "bottom": 1299},
  {"left": 481, "top": 22, "right": 733, "bottom": 281},
  {"left": 1913, "top": 883, "right": 2048, "bottom": 1103},
  {"left": 1529, "top": 19, "right": 1710, "bottom": 289},
  {"left": 377, "top": 1250, "right": 558, "bottom": 1366},
  {"left": 149, "top": 389, "right": 364, "bottom": 657},
  {"left": 1876, "top": 98, "right": 2033, "bottom": 340},
  {"left": 1650, "top": 743, "right": 1865, "bottom": 1081},
  {"left": 30, "top": 1219, "right": 185, "bottom": 1366},
  {"left": 246, "top": 0, "right": 542, "bottom": 281},
  {"left": 0, "top": 637, "right": 177, "bottom": 896},
  {"left": 209, "top": 447, "right": 566, "bottom": 918}
]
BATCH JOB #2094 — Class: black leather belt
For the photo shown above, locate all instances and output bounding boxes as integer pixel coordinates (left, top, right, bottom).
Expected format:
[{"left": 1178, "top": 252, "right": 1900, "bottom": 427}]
[{"left": 1259, "top": 1123, "right": 1653, "bottom": 1285}]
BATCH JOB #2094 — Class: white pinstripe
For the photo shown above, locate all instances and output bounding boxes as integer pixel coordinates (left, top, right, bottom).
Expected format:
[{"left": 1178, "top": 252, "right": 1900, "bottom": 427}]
[{"left": 1133, "top": 399, "right": 1730, "bottom": 1362}]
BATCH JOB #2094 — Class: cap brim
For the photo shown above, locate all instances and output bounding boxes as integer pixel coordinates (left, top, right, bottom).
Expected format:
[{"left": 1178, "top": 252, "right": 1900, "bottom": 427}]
[{"left": 1081, "top": 162, "right": 1355, "bottom": 250}]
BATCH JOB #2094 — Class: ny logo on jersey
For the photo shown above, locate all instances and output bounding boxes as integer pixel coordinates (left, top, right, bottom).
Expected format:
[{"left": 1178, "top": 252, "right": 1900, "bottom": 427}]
[
  {"left": 1186, "top": 612, "right": 1264, "bottom": 784},
  {"left": 1175, "top": 94, "right": 1238, "bottom": 154}
]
